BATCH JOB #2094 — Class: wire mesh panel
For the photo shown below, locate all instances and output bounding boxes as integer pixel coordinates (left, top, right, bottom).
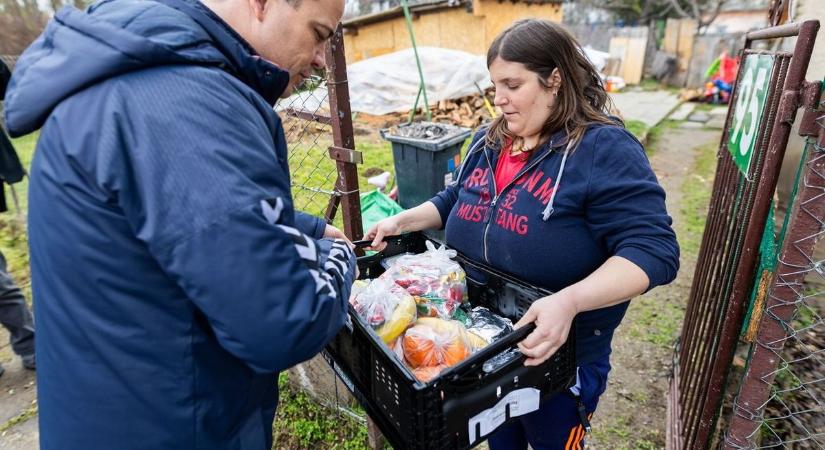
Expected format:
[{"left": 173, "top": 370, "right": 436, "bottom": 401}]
[
  {"left": 667, "top": 21, "right": 820, "bottom": 450},
  {"left": 723, "top": 114, "right": 825, "bottom": 450},
  {"left": 278, "top": 78, "right": 338, "bottom": 219}
]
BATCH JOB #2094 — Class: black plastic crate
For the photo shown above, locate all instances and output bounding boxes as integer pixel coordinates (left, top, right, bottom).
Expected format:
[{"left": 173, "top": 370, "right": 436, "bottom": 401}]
[{"left": 324, "top": 233, "right": 577, "bottom": 449}]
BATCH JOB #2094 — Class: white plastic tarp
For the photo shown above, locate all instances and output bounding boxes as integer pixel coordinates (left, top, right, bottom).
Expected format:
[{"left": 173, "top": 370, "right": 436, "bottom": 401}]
[
  {"left": 276, "top": 47, "right": 492, "bottom": 116},
  {"left": 275, "top": 45, "right": 615, "bottom": 116}
]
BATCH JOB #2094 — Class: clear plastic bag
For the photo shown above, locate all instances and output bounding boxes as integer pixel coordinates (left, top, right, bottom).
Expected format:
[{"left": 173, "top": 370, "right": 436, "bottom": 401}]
[
  {"left": 402, "top": 320, "right": 472, "bottom": 369},
  {"left": 380, "top": 241, "right": 467, "bottom": 320},
  {"left": 350, "top": 278, "right": 417, "bottom": 343},
  {"left": 380, "top": 252, "right": 415, "bottom": 270}
]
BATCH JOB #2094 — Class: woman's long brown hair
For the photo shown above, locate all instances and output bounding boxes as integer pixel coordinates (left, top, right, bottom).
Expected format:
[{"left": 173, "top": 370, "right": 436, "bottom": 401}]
[{"left": 485, "top": 19, "right": 616, "bottom": 151}]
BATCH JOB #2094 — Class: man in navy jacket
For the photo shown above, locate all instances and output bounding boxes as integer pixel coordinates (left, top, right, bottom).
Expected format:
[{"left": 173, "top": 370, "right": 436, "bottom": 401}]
[{"left": 3, "top": 0, "right": 354, "bottom": 448}]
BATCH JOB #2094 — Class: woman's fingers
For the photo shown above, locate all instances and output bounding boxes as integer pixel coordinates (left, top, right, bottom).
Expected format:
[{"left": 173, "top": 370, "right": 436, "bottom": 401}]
[{"left": 524, "top": 344, "right": 561, "bottom": 367}]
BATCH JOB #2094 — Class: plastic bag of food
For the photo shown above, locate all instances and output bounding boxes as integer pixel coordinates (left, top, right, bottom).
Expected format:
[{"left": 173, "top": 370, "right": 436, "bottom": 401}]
[
  {"left": 416, "top": 317, "right": 488, "bottom": 350},
  {"left": 350, "top": 278, "right": 417, "bottom": 343},
  {"left": 381, "top": 241, "right": 467, "bottom": 320},
  {"left": 402, "top": 319, "right": 472, "bottom": 368},
  {"left": 349, "top": 279, "right": 370, "bottom": 301},
  {"left": 390, "top": 337, "right": 406, "bottom": 362},
  {"left": 380, "top": 252, "right": 414, "bottom": 270},
  {"left": 466, "top": 306, "right": 514, "bottom": 345}
]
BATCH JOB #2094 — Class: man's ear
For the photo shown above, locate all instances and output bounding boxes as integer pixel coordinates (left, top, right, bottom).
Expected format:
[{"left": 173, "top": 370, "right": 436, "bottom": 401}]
[{"left": 249, "top": 0, "right": 267, "bottom": 21}]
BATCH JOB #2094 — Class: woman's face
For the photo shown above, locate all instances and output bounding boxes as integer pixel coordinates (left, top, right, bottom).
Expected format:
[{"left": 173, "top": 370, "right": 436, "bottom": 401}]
[{"left": 489, "top": 57, "right": 558, "bottom": 139}]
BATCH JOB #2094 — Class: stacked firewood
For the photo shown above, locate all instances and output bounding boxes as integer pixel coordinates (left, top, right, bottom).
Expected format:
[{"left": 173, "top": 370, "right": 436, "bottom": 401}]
[{"left": 430, "top": 92, "right": 496, "bottom": 128}]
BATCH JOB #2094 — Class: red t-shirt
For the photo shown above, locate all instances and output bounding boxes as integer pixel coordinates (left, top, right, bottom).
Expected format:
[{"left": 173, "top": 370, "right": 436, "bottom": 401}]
[{"left": 494, "top": 141, "right": 530, "bottom": 194}]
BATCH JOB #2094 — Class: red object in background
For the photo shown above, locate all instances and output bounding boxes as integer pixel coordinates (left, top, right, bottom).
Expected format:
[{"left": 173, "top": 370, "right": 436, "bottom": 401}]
[{"left": 719, "top": 54, "right": 740, "bottom": 85}]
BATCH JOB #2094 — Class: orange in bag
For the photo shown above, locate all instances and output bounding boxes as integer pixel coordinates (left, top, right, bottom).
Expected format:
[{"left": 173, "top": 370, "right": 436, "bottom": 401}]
[{"left": 402, "top": 321, "right": 472, "bottom": 369}]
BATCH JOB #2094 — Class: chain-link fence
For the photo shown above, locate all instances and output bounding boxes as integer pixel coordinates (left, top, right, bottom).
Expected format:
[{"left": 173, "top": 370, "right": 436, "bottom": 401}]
[
  {"left": 724, "top": 114, "right": 825, "bottom": 449},
  {"left": 276, "top": 76, "right": 340, "bottom": 220}
]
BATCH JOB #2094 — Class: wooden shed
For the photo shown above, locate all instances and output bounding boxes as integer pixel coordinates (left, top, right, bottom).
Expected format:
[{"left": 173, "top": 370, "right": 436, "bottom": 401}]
[{"left": 342, "top": 0, "right": 563, "bottom": 62}]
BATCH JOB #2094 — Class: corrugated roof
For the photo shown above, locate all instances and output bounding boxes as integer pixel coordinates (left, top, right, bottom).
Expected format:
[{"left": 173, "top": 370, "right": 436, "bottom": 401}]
[{"left": 343, "top": 0, "right": 562, "bottom": 28}]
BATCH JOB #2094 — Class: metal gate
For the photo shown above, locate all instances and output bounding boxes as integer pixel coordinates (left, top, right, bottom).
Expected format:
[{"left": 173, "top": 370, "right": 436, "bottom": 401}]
[{"left": 667, "top": 20, "right": 820, "bottom": 450}]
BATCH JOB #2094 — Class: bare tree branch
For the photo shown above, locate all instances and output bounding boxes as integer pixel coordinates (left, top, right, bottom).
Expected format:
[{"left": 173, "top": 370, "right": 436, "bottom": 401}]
[
  {"left": 699, "top": 0, "right": 726, "bottom": 30},
  {"left": 688, "top": 0, "right": 700, "bottom": 21},
  {"left": 666, "top": 0, "right": 693, "bottom": 18}
]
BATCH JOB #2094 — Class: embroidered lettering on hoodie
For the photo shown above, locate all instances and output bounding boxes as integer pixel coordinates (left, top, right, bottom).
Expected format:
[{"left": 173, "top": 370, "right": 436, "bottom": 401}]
[{"left": 454, "top": 166, "right": 557, "bottom": 235}]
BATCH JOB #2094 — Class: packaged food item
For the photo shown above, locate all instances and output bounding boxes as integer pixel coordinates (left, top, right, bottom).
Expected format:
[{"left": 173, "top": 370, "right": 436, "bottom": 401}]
[
  {"left": 376, "top": 294, "right": 416, "bottom": 344},
  {"left": 380, "top": 252, "right": 415, "bottom": 270},
  {"left": 390, "top": 337, "right": 406, "bottom": 362},
  {"left": 350, "top": 278, "right": 417, "bottom": 343},
  {"left": 349, "top": 279, "right": 370, "bottom": 301},
  {"left": 380, "top": 241, "right": 467, "bottom": 320},
  {"left": 416, "top": 317, "right": 488, "bottom": 350},
  {"left": 402, "top": 320, "right": 472, "bottom": 368},
  {"left": 466, "top": 306, "right": 514, "bottom": 345}
]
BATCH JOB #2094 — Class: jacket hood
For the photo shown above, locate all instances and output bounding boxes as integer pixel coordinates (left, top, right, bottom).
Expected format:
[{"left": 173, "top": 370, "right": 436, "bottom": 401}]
[{"left": 4, "top": 0, "right": 289, "bottom": 136}]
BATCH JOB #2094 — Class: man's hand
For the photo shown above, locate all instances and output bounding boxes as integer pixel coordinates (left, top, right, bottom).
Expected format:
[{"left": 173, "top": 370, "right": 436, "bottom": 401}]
[
  {"left": 324, "top": 224, "right": 352, "bottom": 248},
  {"left": 324, "top": 224, "right": 358, "bottom": 278}
]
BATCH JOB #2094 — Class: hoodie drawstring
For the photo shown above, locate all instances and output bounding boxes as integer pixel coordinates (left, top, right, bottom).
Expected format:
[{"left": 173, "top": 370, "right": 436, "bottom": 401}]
[{"left": 542, "top": 140, "right": 575, "bottom": 221}]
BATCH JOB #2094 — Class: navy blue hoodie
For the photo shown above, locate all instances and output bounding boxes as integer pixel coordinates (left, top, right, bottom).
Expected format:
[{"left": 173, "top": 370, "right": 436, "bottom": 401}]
[
  {"left": 431, "top": 125, "right": 679, "bottom": 365},
  {"left": 4, "top": 0, "right": 356, "bottom": 448}
]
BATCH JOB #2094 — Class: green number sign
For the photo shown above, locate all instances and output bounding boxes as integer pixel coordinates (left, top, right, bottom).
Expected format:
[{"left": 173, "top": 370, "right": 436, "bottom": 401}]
[{"left": 728, "top": 54, "right": 775, "bottom": 176}]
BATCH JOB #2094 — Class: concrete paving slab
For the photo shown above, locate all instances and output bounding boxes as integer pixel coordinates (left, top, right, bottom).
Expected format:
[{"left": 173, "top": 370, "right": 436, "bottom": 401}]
[
  {"left": 688, "top": 111, "right": 711, "bottom": 123},
  {"left": 668, "top": 102, "right": 695, "bottom": 121},
  {"left": 709, "top": 105, "right": 729, "bottom": 116},
  {"left": 706, "top": 115, "right": 727, "bottom": 129},
  {"left": 610, "top": 91, "right": 681, "bottom": 128},
  {"left": 680, "top": 121, "right": 705, "bottom": 129}
]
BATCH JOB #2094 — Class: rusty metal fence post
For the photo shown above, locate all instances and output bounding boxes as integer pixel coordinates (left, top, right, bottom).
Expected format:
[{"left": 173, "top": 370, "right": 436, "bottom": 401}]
[
  {"left": 325, "top": 24, "right": 363, "bottom": 241},
  {"left": 667, "top": 20, "right": 820, "bottom": 450}
]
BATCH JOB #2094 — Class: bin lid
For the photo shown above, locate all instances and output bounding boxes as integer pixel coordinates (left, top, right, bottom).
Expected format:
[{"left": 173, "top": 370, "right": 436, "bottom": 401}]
[{"left": 380, "top": 121, "right": 472, "bottom": 152}]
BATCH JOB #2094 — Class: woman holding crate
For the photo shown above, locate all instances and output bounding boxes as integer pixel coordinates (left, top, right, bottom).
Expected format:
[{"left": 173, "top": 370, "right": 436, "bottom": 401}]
[{"left": 366, "top": 19, "right": 679, "bottom": 450}]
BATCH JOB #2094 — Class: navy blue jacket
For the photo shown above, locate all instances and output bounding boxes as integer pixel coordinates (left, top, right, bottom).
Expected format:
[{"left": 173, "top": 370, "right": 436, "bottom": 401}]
[
  {"left": 431, "top": 125, "right": 679, "bottom": 364},
  {"left": 4, "top": 0, "right": 356, "bottom": 448}
]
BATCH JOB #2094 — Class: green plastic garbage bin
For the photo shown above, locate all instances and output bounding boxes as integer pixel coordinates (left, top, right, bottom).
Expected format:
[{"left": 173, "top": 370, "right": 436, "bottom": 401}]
[{"left": 381, "top": 122, "right": 472, "bottom": 210}]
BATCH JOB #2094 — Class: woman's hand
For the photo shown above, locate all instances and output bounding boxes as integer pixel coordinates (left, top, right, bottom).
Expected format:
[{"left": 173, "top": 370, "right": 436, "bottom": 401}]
[
  {"left": 515, "top": 291, "right": 579, "bottom": 366},
  {"left": 364, "top": 215, "right": 402, "bottom": 252}
]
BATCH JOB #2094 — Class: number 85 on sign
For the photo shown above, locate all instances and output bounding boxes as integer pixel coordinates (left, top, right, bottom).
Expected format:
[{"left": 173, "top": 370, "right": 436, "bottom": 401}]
[{"left": 728, "top": 54, "right": 775, "bottom": 177}]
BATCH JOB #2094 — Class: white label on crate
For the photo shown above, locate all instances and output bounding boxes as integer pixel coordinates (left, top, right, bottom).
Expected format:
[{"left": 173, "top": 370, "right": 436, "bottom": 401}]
[
  {"left": 444, "top": 172, "right": 453, "bottom": 187},
  {"left": 467, "top": 388, "right": 541, "bottom": 444}
]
